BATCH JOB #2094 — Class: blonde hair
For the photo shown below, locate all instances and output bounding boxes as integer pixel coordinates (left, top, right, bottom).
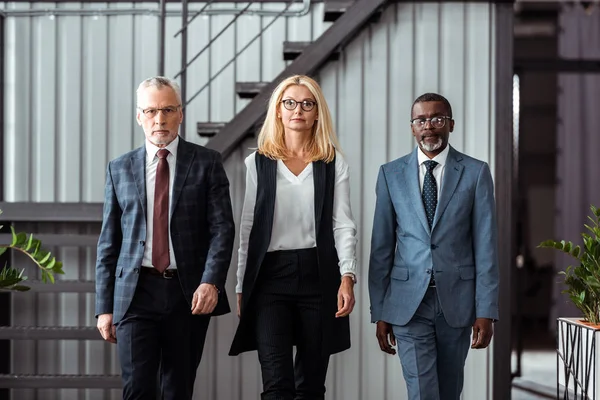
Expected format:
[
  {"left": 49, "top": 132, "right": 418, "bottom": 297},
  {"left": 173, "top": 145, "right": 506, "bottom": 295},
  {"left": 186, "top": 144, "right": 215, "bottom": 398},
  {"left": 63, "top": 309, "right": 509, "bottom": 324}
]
[{"left": 257, "top": 75, "right": 341, "bottom": 163}]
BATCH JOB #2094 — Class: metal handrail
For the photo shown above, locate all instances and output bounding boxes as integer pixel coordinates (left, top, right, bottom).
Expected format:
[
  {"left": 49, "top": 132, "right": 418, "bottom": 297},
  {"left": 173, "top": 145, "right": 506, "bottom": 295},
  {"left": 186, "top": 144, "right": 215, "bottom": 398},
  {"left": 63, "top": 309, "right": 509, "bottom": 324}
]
[
  {"left": 158, "top": 0, "right": 167, "bottom": 75},
  {"left": 0, "top": 0, "right": 311, "bottom": 18},
  {"left": 180, "top": 0, "right": 189, "bottom": 138},
  {"left": 184, "top": 2, "right": 293, "bottom": 107},
  {"left": 174, "top": 0, "right": 215, "bottom": 38},
  {"left": 174, "top": 2, "right": 253, "bottom": 79}
]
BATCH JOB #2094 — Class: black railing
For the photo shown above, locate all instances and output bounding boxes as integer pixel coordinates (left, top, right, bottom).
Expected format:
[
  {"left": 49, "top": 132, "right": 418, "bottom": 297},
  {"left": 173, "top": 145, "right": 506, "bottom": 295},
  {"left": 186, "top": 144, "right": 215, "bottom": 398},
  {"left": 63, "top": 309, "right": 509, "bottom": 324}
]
[
  {"left": 167, "top": 0, "right": 310, "bottom": 138},
  {"left": 557, "top": 318, "right": 599, "bottom": 399},
  {"left": 174, "top": 2, "right": 253, "bottom": 80},
  {"left": 183, "top": 2, "right": 293, "bottom": 108}
]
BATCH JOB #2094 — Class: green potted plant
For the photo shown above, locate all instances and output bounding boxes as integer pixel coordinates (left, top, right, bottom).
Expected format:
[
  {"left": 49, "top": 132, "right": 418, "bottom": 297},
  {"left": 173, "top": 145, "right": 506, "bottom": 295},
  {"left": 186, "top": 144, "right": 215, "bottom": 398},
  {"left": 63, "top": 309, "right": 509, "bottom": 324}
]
[
  {"left": 538, "top": 204, "right": 600, "bottom": 325},
  {"left": 0, "top": 209, "right": 64, "bottom": 291},
  {"left": 539, "top": 205, "right": 600, "bottom": 396}
]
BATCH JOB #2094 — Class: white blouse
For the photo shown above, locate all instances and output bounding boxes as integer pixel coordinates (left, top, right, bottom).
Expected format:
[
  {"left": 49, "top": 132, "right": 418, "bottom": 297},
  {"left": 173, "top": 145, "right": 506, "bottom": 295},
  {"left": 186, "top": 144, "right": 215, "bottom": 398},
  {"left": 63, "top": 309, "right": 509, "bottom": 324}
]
[{"left": 236, "top": 151, "right": 358, "bottom": 293}]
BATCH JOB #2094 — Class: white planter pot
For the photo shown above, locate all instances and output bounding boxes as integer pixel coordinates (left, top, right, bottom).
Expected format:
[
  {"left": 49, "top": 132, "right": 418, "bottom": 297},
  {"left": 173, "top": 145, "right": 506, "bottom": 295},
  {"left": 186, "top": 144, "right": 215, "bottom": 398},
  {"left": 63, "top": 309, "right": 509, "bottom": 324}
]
[{"left": 558, "top": 317, "right": 600, "bottom": 399}]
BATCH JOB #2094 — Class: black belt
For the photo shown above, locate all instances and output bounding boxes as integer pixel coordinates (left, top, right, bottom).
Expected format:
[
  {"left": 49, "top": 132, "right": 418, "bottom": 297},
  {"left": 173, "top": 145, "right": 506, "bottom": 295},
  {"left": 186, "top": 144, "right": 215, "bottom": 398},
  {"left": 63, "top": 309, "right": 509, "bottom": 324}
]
[{"left": 141, "top": 267, "right": 177, "bottom": 279}]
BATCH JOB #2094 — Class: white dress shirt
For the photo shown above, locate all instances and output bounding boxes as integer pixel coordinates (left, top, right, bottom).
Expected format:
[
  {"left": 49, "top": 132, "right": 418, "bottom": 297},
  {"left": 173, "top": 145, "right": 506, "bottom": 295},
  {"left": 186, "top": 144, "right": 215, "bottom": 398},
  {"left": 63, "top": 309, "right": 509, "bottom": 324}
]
[
  {"left": 236, "top": 151, "right": 358, "bottom": 293},
  {"left": 417, "top": 144, "right": 450, "bottom": 199},
  {"left": 142, "top": 136, "right": 179, "bottom": 270}
]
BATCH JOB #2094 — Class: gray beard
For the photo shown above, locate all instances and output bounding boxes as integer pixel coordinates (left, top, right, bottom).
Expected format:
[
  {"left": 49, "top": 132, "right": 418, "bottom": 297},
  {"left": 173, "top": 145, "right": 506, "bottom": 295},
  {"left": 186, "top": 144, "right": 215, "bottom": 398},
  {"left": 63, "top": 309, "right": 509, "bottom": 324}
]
[{"left": 420, "top": 137, "right": 443, "bottom": 152}]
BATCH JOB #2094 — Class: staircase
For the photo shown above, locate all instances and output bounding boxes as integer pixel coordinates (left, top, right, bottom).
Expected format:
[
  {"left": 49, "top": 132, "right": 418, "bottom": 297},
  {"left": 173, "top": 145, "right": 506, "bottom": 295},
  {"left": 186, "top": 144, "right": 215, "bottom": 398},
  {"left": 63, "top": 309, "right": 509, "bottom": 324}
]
[
  {"left": 0, "top": 0, "right": 389, "bottom": 394},
  {"left": 0, "top": 202, "right": 120, "bottom": 389},
  {"left": 198, "top": 0, "right": 386, "bottom": 156}
]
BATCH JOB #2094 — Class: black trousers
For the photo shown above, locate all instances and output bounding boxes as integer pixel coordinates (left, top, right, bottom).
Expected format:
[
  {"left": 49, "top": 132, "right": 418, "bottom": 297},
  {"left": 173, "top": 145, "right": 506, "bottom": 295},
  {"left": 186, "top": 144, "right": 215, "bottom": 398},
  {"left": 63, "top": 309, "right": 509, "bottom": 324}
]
[
  {"left": 254, "top": 248, "right": 330, "bottom": 400},
  {"left": 115, "top": 269, "right": 211, "bottom": 400}
]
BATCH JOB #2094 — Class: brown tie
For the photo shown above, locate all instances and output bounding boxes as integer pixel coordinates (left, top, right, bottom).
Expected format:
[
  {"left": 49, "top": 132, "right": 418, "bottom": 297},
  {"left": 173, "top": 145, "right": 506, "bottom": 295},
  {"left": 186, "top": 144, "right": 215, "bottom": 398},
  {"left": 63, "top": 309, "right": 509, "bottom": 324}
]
[{"left": 152, "top": 149, "right": 170, "bottom": 273}]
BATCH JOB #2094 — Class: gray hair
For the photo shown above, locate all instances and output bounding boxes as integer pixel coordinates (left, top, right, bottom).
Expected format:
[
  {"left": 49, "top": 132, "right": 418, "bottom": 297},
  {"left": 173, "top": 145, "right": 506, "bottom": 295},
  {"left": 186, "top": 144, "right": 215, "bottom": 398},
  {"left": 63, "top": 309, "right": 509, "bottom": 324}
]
[{"left": 136, "top": 76, "right": 182, "bottom": 106}]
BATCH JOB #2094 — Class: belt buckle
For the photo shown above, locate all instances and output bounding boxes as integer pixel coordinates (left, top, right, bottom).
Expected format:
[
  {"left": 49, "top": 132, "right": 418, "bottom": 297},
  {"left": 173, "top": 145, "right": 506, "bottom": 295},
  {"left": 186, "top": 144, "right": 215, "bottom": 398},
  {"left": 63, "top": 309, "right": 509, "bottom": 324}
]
[{"left": 162, "top": 270, "right": 173, "bottom": 279}]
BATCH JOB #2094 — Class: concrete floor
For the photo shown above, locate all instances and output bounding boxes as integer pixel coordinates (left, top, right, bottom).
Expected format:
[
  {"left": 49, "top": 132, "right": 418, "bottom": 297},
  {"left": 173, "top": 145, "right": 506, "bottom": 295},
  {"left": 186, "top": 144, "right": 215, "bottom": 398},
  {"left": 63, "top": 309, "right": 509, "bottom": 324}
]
[{"left": 511, "top": 350, "right": 556, "bottom": 399}]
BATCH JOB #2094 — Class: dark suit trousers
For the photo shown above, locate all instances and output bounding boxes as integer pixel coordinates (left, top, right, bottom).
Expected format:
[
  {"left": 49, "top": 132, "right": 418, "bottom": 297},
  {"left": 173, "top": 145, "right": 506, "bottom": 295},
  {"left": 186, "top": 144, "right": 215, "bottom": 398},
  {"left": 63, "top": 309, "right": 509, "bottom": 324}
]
[
  {"left": 115, "top": 269, "right": 211, "bottom": 400},
  {"left": 254, "top": 248, "right": 330, "bottom": 400}
]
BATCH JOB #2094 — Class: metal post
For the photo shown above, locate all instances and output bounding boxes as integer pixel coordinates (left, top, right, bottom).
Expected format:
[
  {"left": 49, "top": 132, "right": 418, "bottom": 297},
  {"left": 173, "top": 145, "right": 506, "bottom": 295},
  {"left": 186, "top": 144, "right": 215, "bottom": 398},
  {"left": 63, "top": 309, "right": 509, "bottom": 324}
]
[
  {"left": 493, "top": 3, "right": 514, "bottom": 400},
  {"left": 0, "top": 13, "right": 10, "bottom": 400},
  {"left": 180, "top": 0, "right": 188, "bottom": 139},
  {"left": 158, "top": 0, "right": 166, "bottom": 76}
]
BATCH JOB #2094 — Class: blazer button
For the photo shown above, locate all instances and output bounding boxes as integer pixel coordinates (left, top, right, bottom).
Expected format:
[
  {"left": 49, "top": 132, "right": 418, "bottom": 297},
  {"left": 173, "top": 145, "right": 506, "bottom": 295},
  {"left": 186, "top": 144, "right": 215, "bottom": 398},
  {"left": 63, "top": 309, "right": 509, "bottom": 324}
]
[
  {"left": 430, "top": 244, "right": 438, "bottom": 250},
  {"left": 140, "top": 241, "right": 145, "bottom": 246},
  {"left": 426, "top": 269, "right": 432, "bottom": 274},
  {"left": 134, "top": 268, "right": 139, "bottom": 273}
]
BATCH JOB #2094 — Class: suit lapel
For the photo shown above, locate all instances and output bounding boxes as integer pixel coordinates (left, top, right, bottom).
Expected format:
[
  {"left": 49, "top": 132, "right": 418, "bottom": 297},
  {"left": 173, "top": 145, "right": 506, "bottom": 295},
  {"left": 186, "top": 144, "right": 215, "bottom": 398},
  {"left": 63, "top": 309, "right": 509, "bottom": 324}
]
[
  {"left": 313, "top": 160, "right": 326, "bottom": 236},
  {"left": 402, "top": 149, "right": 430, "bottom": 235},
  {"left": 432, "top": 147, "right": 464, "bottom": 231},
  {"left": 170, "top": 138, "right": 195, "bottom": 216},
  {"left": 130, "top": 146, "right": 147, "bottom": 217}
]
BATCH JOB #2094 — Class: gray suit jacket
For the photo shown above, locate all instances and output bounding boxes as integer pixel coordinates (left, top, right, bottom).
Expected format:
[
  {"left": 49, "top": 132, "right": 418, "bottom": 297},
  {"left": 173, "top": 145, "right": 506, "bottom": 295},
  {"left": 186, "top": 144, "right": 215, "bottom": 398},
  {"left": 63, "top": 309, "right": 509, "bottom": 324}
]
[
  {"left": 95, "top": 137, "right": 235, "bottom": 323},
  {"left": 368, "top": 146, "right": 499, "bottom": 328}
]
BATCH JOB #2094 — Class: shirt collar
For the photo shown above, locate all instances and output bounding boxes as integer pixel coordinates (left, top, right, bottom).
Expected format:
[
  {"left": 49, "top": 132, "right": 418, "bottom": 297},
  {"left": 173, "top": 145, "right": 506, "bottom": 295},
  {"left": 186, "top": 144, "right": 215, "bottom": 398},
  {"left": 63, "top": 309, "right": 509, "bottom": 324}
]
[
  {"left": 145, "top": 135, "right": 179, "bottom": 162},
  {"left": 417, "top": 144, "right": 450, "bottom": 168}
]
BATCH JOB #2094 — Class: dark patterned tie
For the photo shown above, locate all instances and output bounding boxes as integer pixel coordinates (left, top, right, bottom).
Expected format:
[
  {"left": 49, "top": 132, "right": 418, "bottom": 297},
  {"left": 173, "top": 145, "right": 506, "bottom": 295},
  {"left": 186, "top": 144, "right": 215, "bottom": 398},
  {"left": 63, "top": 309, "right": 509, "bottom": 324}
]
[
  {"left": 422, "top": 160, "right": 439, "bottom": 229},
  {"left": 152, "top": 149, "right": 170, "bottom": 273}
]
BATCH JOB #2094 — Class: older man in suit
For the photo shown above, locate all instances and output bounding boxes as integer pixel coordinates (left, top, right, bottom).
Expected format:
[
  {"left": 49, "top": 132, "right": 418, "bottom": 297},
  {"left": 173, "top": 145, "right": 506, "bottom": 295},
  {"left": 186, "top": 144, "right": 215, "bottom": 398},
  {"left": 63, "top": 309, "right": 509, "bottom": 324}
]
[
  {"left": 368, "top": 93, "right": 499, "bottom": 400},
  {"left": 95, "top": 76, "right": 235, "bottom": 400}
]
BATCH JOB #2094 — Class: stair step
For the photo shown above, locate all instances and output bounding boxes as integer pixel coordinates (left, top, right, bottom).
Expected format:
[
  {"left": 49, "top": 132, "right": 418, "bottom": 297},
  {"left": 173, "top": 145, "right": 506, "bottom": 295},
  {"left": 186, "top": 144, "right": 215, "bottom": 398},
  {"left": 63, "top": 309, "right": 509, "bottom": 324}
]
[
  {"left": 236, "top": 81, "right": 270, "bottom": 99},
  {"left": 197, "top": 122, "right": 260, "bottom": 139},
  {"left": 23, "top": 279, "right": 95, "bottom": 293},
  {"left": 0, "top": 233, "right": 98, "bottom": 247},
  {"left": 0, "top": 374, "right": 121, "bottom": 389},
  {"left": 197, "top": 122, "right": 226, "bottom": 138},
  {"left": 283, "top": 41, "right": 341, "bottom": 62},
  {"left": 324, "top": 0, "right": 354, "bottom": 22},
  {"left": 0, "top": 202, "right": 103, "bottom": 222},
  {"left": 0, "top": 326, "right": 101, "bottom": 340}
]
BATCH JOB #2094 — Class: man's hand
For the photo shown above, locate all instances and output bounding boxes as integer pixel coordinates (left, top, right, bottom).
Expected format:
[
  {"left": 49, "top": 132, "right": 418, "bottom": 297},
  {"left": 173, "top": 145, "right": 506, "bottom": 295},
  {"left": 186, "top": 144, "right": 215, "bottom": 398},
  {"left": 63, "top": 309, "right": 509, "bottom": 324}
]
[
  {"left": 471, "top": 318, "right": 494, "bottom": 349},
  {"left": 376, "top": 321, "right": 396, "bottom": 355},
  {"left": 191, "top": 283, "right": 219, "bottom": 315},
  {"left": 97, "top": 313, "right": 116, "bottom": 344},
  {"left": 336, "top": 276, "right": 356, "bottom": 317},
  {"left": 237, "top": 293, "right": 242, "bottom": 318}
]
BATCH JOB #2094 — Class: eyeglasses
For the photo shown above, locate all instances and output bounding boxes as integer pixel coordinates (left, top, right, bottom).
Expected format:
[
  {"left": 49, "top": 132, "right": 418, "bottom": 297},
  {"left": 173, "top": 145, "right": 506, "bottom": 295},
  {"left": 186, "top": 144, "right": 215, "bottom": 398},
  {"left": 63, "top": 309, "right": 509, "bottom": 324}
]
[
  {"left": 281, "top": 99, "right": 317, "bottom": 112},
  {"left": 138, "top": 105, "right": 181, "bottom": 118},
  {"left": 410, "top": 116, "right": 452, "bottom": 129}
]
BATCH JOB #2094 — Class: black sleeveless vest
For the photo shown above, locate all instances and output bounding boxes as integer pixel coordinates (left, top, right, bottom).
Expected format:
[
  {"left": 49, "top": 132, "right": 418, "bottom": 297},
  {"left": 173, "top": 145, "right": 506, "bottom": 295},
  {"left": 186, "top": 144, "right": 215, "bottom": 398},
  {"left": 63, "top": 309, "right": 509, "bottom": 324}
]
[{"left": 229, "top": 152, "right": 351, "bottom": 356}]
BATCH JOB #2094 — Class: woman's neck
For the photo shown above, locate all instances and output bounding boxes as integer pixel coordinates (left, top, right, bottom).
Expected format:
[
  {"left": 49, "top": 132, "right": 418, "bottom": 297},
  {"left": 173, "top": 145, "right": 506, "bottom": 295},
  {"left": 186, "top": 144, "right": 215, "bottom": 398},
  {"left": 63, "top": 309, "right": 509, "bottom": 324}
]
[{"left": 284, "top": 130, "right": 312, "bottom": 158}]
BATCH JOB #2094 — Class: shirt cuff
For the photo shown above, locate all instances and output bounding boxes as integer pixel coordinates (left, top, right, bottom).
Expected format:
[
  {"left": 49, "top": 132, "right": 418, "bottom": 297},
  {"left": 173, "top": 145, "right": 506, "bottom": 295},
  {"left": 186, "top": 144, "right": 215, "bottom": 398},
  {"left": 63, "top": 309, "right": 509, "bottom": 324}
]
[{"left": 339, "top": 259, "right": 357, "bottom": 277}]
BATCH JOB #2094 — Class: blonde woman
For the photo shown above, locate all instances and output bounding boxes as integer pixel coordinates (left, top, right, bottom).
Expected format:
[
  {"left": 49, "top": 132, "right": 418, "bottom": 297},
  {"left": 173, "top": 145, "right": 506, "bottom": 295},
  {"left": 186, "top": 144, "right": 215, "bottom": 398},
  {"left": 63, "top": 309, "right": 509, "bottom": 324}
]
[{"left": 229, "top": 75, "right": 357, "bottom": 399}]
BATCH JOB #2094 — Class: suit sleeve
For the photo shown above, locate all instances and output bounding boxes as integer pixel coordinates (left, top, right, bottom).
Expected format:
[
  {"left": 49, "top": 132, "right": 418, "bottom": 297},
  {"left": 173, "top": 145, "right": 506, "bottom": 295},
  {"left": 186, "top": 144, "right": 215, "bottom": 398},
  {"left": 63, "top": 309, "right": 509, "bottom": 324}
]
[
  {"left": 95, "top": 162, "right": 123, "bottom": 317},
  {"left": 472, "top": 162, "right": 500, "bottom": 321},
  {"left": 201, "top": 152, "right": 235, "bottom": 289},
  {"left": 368, "top": 166, "right": 397, "bottom": 323}
]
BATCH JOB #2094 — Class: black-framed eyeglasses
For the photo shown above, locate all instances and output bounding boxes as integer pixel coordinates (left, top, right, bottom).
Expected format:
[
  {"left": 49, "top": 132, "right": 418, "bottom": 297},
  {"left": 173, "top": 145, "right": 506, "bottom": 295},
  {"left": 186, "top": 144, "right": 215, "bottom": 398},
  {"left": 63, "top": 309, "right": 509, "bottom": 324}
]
[
  {"left": 281, "top": 99, "right": 317, "bottom": 112},
  {"left": 138, "top": 105, "right": 181, "bottom": 118},
  {"left": 410, "top": 116, "right": 452, "bottom": 129}
]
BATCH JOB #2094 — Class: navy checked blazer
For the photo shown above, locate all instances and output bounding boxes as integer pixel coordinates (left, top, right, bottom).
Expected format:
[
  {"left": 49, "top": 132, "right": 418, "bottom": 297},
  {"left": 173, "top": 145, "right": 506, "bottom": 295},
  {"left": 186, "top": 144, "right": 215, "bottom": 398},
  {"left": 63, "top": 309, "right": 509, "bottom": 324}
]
[{"left": 95, "top": 137, "right": 235, "bottom": 323}]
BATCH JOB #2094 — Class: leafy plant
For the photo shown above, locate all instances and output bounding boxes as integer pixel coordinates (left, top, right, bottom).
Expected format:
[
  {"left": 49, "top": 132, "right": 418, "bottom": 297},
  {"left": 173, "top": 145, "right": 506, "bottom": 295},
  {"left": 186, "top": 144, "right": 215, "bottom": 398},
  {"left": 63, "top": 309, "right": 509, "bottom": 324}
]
[
  {"left": 539, "top": 205, "right": 600, "bottom": 325},
  {"left": 0, "top": 210, "right": 64, "bottom": 291}
]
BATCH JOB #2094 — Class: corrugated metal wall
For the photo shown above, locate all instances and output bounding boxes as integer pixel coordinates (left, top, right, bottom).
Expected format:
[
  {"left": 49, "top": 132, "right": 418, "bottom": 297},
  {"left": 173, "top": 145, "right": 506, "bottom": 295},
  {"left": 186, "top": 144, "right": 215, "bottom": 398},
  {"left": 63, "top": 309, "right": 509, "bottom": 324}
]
[
  {"left": 3, "top": 2, "right": 503, "bottom": 400},
  {"left": 552, "top": 3, "right": 600, "bottom": 325},
  {"left": 315, "top": 3, "right": 498, "bottom": 399},
  {"left": 3, "top": 2, "right": 329, "bottom": 399}
]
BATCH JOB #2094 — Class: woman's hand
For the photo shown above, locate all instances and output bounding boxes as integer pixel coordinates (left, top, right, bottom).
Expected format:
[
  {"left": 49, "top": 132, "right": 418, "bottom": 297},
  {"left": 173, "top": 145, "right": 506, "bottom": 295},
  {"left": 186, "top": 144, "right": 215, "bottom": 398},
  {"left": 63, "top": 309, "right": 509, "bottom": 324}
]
[
  {"left": 237, "top": 293, "right": 242, "bottom": 318},
  {"left": 335, "top": 276, "right": 356, "bottom": 317}
]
